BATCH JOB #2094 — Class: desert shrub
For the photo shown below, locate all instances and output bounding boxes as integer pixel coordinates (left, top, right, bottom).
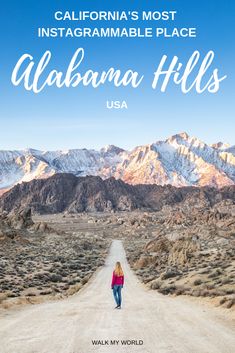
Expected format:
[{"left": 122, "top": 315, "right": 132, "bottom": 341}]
[
  {"left": 221, "top": 277, "right": 232, "bottom": 285},
  {"left": 40, "top": 289, "right": 52, "bottom": 295},
  {"left": 191, "top": 289, "right": 201, "bottom": 297},
  {"left": 208, "top": 268, "right": 222, "bottom": 278},
  {"left": 175, "top": 286, "right": 186, "bottom": 296},
  {"left": 27, "top": 292, "right": 36, "bottom": 297},
  {"left": 225, "top": 289, "right": 235, "bottom": 295},
  {"left": 200, "top": 289, "right": 210, "bottom": 297},
  {"left": 161, "top": 269, "right": 180, "bottom": 280},
  {"left": 150, "top": 280, "right": 162, "bottom": 290},
  {"left": 193, "top": 278, "right": 202, "bottom": 286},
  {"left": 226, "top": 299, "right": 235, "bottom": 309},
  {"left": 199, "top": 268, "right": 210, "bottom": 274},
  {"left": 210, "top": 289, "right": 226, "bottom": 297},
  {"left": 219, "top": 297, "right": 227, "bottom": 305},
  {"left": 143, "top": 276, "right": 155, "bottom": 284},
  {"left": 159, "top": 285, "right": 176, "bottom": 295}
]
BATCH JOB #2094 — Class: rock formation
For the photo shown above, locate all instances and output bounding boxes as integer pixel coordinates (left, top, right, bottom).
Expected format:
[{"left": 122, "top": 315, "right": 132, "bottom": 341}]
[{"left": 0, "top": 173, "right": 235, "bottom": 215}]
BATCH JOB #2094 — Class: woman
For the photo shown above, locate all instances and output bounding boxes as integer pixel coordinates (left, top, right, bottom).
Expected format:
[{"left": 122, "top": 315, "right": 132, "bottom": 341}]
[{"left": 111, "top": 261, "right": 124, "bottom": 309}]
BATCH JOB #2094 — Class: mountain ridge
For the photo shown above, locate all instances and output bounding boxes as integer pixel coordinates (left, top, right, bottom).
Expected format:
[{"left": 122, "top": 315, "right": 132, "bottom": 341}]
[
  {"left": 1, "top": 173, "right": 235, "bottom": 214},
  {"left": 0, "top": 132, "right": 234, "bottom": 191}
]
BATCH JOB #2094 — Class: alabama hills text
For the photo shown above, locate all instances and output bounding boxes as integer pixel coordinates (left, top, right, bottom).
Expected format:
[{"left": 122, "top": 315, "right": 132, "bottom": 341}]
[{"left": 11, "top": 48, "right": 226, "bottom": 93}]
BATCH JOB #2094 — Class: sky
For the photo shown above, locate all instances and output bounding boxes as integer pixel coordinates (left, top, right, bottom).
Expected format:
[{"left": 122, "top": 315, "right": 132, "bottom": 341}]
[{"left": 0, "top": 0, "right": 234, "bottom": 150}]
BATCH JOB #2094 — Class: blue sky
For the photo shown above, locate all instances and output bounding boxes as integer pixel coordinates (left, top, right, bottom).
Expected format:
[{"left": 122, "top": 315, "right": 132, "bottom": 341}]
[{"left": 0, "top": 0, "right": 234, "bottom": 150}]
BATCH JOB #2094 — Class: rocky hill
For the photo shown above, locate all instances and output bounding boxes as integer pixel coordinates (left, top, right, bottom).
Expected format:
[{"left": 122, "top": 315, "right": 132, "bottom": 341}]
[
  {"left": 0, "top": 132, "right": 234, "bottom": 193},
  {"left": 0, "top": 173, "right": 235, "bottom": 214}
]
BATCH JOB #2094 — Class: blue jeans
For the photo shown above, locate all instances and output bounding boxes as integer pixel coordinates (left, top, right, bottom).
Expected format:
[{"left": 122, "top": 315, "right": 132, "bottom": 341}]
[{"left": 112, "top": 285, "right": 122, "bottom": 306}]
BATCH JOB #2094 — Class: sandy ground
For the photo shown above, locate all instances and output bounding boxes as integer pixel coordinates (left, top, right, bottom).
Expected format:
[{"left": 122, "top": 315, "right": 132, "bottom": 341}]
[{"left": 0, "top": 240, "right": 234, "bottom": 353}]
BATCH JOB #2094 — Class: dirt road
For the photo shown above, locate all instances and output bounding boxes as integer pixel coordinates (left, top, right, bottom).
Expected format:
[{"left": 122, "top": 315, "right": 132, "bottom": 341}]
[{"left": 0, "top": 240, "right": 234, "bottom": 353}]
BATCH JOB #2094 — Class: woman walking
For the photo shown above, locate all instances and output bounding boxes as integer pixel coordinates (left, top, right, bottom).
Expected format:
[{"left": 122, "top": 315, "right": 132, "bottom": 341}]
[{"left": 111, "top": 261, "right": 124, "bottom": 309}]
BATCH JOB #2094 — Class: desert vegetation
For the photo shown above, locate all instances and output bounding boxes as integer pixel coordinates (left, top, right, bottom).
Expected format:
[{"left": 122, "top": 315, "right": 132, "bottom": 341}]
[{"left": 0, "top": 188, "right": 234, "bottom": 311}]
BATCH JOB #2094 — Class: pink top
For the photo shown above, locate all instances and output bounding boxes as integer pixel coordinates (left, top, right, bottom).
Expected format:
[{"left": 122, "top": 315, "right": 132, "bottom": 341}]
[{"left": 111, "top": 271, "right": 124, "bottom": 287}]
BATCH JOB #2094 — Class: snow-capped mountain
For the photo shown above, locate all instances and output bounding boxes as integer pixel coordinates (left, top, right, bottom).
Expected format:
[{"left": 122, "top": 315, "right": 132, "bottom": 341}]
[{"left": 0, "top": 132, "right": 234, "bottom": 192}]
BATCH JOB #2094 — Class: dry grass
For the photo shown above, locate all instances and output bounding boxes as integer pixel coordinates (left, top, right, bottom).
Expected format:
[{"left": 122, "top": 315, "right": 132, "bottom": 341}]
[
  {"left": 66, "top": 283, "right": 82, "bottom": 296},
  {"left": 0, "top": 292, "right": 11, "bottom": 304}
]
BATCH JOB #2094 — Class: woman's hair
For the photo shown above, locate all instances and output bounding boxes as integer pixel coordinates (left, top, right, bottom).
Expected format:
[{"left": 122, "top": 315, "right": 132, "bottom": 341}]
[{"left": 114, "top": 261, "right": 124, "bottom": 276}]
